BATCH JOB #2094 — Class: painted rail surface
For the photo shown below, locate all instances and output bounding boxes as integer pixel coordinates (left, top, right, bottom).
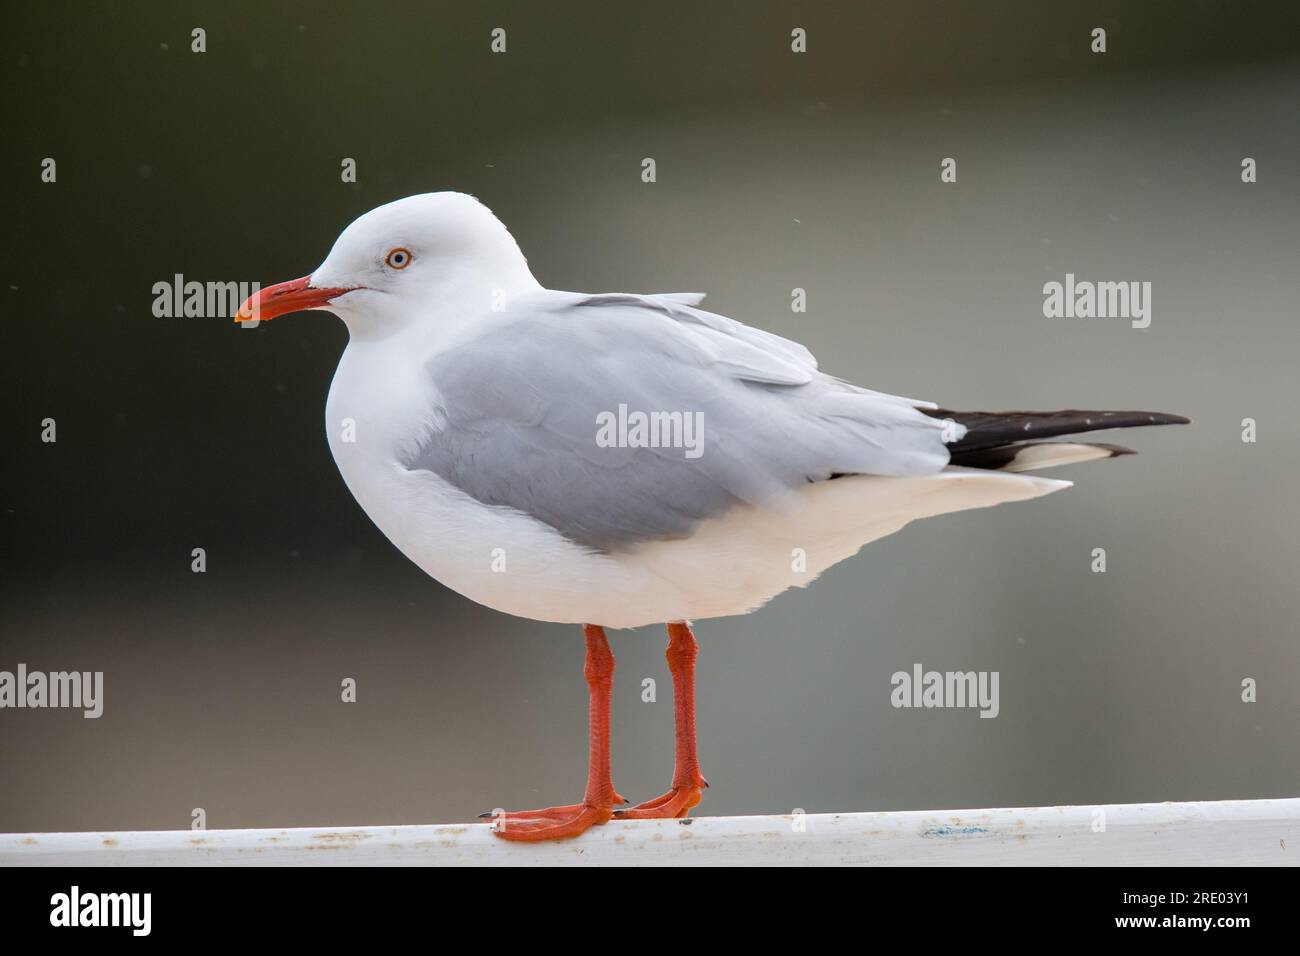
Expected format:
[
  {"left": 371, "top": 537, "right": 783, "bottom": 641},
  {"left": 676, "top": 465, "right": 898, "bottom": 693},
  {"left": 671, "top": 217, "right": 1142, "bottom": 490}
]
[{"left": 3, "top": 798, "right": 1296, "bottom": 866}]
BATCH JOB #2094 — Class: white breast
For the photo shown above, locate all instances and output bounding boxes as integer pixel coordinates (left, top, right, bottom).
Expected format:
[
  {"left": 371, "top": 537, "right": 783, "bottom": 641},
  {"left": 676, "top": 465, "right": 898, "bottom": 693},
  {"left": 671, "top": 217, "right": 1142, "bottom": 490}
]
[{"left": 324, "top": 337, "right": 650, "bottom": 624}]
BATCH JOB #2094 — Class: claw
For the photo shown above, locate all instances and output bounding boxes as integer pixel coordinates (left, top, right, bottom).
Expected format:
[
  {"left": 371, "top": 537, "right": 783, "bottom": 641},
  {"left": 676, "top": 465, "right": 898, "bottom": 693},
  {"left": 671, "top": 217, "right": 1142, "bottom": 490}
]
[{"left": 613, "top": 785, "right": 705, "bottom": 820}]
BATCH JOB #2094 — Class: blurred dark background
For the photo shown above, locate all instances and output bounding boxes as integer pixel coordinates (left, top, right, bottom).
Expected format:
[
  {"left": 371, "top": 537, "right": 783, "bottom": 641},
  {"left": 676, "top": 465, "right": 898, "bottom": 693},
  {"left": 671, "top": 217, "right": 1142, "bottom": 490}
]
[{"left": 3, "top": 1, "right": 1299, "bottom": 832}]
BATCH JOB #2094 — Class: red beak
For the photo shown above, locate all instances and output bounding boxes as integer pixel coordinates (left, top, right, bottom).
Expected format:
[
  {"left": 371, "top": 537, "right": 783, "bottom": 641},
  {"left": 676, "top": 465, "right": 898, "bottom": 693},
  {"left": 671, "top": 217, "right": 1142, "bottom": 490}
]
[{"left": 234, "top": 275, "right": 355, "bottom": 324}]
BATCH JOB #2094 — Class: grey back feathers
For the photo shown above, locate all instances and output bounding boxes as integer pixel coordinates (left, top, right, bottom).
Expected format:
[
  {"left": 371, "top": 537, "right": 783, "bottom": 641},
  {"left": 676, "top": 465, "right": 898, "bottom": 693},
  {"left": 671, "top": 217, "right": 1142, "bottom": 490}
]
[{"left": 404, "top": 292, "right": 954, "bottom": 551}]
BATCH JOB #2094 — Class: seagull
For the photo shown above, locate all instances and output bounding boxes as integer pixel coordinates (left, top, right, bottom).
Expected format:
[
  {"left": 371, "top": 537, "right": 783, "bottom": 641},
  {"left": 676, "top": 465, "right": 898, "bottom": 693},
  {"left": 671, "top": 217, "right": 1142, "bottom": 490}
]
[{"left": 236, "top": 192, "right": 1188, "bottom": 841}]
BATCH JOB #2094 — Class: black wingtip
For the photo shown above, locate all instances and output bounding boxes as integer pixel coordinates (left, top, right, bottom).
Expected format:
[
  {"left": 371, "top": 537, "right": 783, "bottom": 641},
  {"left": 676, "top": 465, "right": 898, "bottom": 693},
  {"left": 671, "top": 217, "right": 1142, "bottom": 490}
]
[{"left": 925, "top": 407, "right": 1191, "bottom": 454}]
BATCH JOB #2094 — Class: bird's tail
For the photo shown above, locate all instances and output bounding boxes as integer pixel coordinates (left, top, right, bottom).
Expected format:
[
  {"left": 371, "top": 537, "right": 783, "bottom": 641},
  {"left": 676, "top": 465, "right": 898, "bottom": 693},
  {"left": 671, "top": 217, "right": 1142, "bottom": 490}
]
[{"left": 922, "top": 408, "right": 1190, "bottom": 472}]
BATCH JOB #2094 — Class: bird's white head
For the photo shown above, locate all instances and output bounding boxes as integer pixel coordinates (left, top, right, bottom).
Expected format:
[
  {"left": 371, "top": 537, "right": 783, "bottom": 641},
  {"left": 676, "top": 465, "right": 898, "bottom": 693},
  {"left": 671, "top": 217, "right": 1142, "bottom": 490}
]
[{"left": 236, "top": 192, "right": 539, "bottom": 337}]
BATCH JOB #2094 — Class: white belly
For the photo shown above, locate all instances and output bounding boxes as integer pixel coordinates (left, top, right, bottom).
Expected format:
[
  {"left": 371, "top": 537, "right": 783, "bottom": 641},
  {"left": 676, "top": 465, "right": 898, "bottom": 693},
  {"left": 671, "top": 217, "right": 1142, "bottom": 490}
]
[{"left": 330, "top": 429, "right": 1067, "bottom": 628}]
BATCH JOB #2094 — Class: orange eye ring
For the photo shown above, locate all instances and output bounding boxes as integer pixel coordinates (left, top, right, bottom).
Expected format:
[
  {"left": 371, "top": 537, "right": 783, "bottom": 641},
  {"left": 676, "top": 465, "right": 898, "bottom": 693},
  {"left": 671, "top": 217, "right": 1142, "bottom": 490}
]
[{"left": 385, "top": 247, "right": 413, "bottom": 269}]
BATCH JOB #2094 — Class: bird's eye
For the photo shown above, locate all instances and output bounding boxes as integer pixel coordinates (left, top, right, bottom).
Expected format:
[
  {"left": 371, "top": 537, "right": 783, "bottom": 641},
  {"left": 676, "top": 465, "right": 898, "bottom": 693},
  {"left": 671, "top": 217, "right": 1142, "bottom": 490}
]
[{"left": 385, "top": 247, "right": 413, "bottom": 269}]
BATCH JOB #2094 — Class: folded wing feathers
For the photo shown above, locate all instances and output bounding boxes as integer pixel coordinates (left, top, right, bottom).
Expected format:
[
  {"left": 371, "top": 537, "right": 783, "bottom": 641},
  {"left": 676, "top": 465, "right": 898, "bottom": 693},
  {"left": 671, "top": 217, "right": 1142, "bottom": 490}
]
[{"left": 574, "top": 292, "right": 819, "bottom": 385}]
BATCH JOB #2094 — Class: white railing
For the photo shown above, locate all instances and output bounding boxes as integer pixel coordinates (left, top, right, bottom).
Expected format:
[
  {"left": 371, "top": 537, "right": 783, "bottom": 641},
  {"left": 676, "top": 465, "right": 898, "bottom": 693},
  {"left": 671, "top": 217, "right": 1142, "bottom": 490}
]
[{"left": 3, "top": 798, "right": 1296, "bottom": 866}]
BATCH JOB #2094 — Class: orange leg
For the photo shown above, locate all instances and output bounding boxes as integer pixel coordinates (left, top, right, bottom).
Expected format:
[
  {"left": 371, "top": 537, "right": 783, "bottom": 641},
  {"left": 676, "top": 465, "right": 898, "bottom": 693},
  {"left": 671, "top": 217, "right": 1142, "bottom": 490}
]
[
  {"left": 617, "top": 621, "right": 708, "bottom": 820},
  {"left": 486, "top": 624, "right": 625, "bottom": 841}
]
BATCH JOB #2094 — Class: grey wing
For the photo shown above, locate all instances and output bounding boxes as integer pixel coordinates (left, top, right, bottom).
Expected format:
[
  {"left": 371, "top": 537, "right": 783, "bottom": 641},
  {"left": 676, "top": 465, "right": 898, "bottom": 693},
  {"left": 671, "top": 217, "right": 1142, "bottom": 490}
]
[{"left": 406, "top": 291, "right": 957, "bottom": 552}]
